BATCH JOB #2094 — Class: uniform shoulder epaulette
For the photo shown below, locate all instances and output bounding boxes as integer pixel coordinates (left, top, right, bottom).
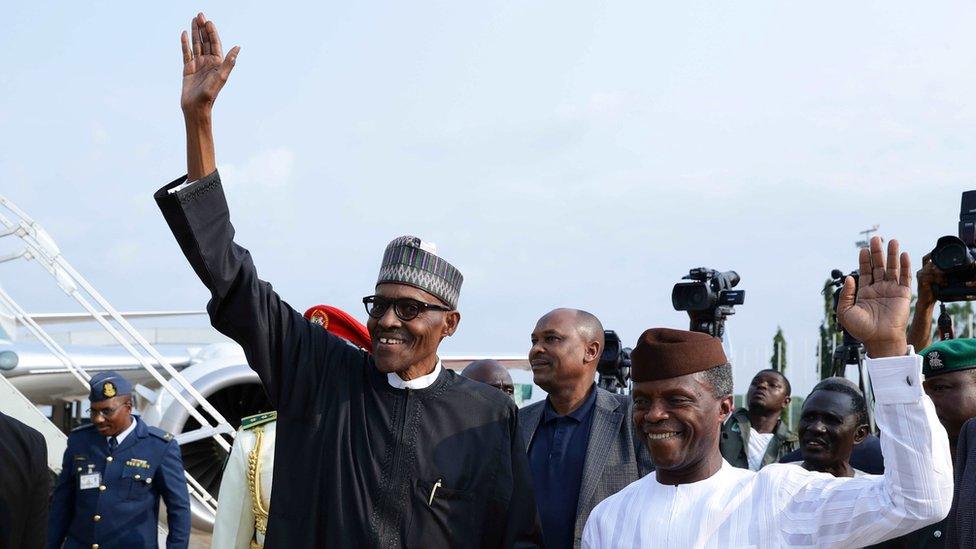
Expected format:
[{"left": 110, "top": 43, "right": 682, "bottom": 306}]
[
  {"left": 148, "top": 426, "right": 175, "bottom": 441},
  {"left": 240, "top": 411, "right": 277, "bottom": 431},
  {"left": 71, "top": 422, "right": 96, "bottom": 432}
]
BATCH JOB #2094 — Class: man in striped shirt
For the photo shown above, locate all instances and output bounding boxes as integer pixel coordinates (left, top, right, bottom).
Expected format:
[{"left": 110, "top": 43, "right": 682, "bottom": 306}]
[{"left": 583, "top": 237, "right": 952, "bottom": 548}]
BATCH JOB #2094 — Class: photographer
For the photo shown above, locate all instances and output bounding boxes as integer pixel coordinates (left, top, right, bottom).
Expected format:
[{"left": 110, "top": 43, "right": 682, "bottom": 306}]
[{"left": 907, "top": 254, "right": 946, "bottom": 350}]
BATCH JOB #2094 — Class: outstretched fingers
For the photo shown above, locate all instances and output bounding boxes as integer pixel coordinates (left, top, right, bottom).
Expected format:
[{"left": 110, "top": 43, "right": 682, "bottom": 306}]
[
  {"left": 900, "top": 251, "right": 912, "bottom": 288},
  {"left": 206, "top": 20, "right": 223, "bottom": 58},
  {"left": 191, "top": 15, "right": 203, "bottom": 57},
  {"left": 219, "top": 46, "right": 241, "bottom": 81},
  {"left": 870, "top": 236, "right": 885, "bottom": 286},
  {"left": 885, "top": 239, "right": 900, "bottom": 282},
  {"left": 181, "top": 31, "right": 192, "bottom": 64},
  {"left": 858, "top": 246, "right": 872, "bottom": 286},
  {"left": 837, "top": 275, "right": 858, "bottom": 317}
]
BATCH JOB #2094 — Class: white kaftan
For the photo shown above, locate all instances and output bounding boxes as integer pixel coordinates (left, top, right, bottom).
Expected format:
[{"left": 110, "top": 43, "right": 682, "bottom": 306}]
[{"left": 582, "top": 352, "right": 953, "bottom": 548}]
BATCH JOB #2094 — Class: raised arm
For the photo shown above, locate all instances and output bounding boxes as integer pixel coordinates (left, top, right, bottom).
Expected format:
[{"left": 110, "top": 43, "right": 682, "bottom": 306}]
[
  {"left": 180, "top": 12, "right": 240, "bottom": 180},
  {"left": 157, "top": 14, "right": 363, "bottom": 411},
  {"left": 770, "top": 237, "right": 952, "bottom": 546},
  {"left": 907, "top": 254, "right": 940, "bottom": 350}
]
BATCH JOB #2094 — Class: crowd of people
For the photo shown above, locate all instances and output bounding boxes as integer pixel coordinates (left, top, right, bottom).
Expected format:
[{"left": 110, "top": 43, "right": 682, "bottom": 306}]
[{"left": 1, "top": 10, "right": 974, "bottom": 549}]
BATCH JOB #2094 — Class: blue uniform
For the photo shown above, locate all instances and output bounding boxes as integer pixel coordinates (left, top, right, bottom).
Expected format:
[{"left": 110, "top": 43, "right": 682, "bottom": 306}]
[{"left": 47, "top": 416, "right": 191, "bottom": 549}]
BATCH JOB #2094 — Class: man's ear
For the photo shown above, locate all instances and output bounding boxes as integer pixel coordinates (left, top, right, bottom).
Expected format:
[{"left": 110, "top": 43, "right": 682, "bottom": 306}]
[
  {"left": 719, "top": 396, "right": 734, "bottom": 422},
  {"left": 584, "top": 340, "right": 602, "bottom": 365},
  {"left": 781, "top": 395, "right": 792, "bottom": 411},
  {"left": 853, "top": 424, "right": 870, "bottom": 445},
  {"left": 442, "top": 311, "right": 461, "bottom": 338}
]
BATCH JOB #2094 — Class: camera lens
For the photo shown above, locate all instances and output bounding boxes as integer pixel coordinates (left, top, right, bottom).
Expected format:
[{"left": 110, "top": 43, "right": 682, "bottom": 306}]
[{"left": 932, "top": 235, "right": 974, "bottom": 272}]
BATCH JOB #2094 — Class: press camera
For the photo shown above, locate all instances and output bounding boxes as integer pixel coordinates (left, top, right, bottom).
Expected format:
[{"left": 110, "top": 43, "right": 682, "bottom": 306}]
[
  {"left": 597, "top": 330, "right": 631, "bottom": 393},
  {"left": 671, "top": 268, "right": 745, "bottom": 340},
  {"left": 931, "top": 190, "right": 976, "bottom": 302}
]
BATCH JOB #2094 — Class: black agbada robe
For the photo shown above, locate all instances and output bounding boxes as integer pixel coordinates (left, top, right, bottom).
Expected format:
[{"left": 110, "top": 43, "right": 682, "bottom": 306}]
[{"left": 155, "top": 171, "right": 542, "bottom": 548}]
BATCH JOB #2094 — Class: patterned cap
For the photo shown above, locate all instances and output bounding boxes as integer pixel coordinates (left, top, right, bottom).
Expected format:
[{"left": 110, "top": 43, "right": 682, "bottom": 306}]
[
  {"left": 921, "top": 338, "right": 976, "bottom": 378},
  {"left": 376, "top": 235, "right": 463, "bottom": 309},
  {"left": 89, "top": 371, "right": 133, "bottom": 402}
]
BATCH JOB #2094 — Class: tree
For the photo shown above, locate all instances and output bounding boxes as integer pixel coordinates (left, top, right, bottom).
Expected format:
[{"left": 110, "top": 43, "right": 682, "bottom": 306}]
[
  {"left": 818, "top": 279, "right": 842, "bottom": 380},
  {"left": 770, "top": 326, "right": 787, "bottom": 373}
]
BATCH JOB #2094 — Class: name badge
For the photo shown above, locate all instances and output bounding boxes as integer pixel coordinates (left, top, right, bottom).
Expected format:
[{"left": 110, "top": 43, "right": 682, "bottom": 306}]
[{"left": 79, "top": 473, "right": 101, "bottom": 490}]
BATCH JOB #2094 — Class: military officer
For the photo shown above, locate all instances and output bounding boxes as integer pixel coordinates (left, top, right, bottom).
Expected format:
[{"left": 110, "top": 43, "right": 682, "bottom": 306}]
[
  {"left": 211, "top": 411, "right": 277, "bottom": 549},
  {"left": 47, "top": 372, "right": 191, "bottom": 549},
  {"left": 211, "top": 304, "right": 372, "bottom": 548}
]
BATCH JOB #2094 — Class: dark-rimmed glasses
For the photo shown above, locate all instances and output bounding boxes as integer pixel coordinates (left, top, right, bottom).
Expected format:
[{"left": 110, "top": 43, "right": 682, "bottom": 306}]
[
  {"left": 362, "top": 295, "right": 452, "bottom": 321},
  {"left": 87, "top": 404, "right": 127, "bottom": 418}
]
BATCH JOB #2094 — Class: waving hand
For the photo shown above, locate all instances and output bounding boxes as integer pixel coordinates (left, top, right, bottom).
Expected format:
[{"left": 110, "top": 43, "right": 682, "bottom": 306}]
[
  {"left": 181, "top": 13, "right": 240, "bottom": 117},
  {"left": 837, "top": 236, "right": 912, "bottom": 358}
]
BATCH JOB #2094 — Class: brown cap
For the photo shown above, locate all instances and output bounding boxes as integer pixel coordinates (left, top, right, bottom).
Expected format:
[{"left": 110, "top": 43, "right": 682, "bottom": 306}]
[{"left": 631, "top": 328, "right": 728, "bottom": 382}]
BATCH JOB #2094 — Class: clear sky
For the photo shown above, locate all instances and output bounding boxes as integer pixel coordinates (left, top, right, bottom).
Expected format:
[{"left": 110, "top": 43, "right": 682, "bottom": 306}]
[{"left": 2, "top": 2, "right": 975, "bottom": 397}]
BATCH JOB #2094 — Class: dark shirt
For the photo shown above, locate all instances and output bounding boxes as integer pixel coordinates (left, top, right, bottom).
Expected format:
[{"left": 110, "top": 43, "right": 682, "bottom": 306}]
[
  {"left": 0, "top": 412, "right": 49, "bottom": 549},
  {"left": 155, "top": 170, "right": 543, "bottom": 548},
  {"left": 529, "top": 385, "right": 598, "bottom": 549}
]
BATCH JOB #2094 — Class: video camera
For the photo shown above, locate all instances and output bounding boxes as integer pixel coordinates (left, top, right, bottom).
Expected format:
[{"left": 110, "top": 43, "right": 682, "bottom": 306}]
[
  {"left": 827, "top": 269, "right": 862, "bottom": 374},
  {"left": 671, "top": 268, "right": 745, "bottom": 340},
  {"left": 931, "top": 190, "right": 976, "bottom": 302},
  {"left": 597, "top": 330, "right": 631, "bottom": 394}
]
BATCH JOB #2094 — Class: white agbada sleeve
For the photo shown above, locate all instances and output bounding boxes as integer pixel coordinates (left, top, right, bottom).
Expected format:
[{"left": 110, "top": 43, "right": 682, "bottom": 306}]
[
  {"left": 211, "top": 431, "right": 255, "bottom": 549},
  {"left": 767, "top": 351, "right": 953, "bottom": 547}
]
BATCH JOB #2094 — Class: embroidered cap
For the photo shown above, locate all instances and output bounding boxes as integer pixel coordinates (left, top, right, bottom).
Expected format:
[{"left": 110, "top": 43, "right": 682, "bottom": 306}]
[
  {"left": 375, "top": 235, "right": 463, "bottom": 309},
  {"left": 921, "top": 338, "right": 976, "bottom": 377},
  {"left": 89, "top": 371, "right": 133, "bottom": 402}
]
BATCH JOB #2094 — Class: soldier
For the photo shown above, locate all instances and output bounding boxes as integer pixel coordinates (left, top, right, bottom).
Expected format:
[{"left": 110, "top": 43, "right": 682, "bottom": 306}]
[
  {"left": 47, "top": 372, "right": 191, "bottom": 549},
  {"left": 211, "top": 305, "right": 372, "bottom": 549}
]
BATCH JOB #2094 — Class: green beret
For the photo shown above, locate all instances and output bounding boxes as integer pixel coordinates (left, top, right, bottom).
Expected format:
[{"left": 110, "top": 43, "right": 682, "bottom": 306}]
[{"left": 921, "top": 338, "right": 976, "bottom": 378}]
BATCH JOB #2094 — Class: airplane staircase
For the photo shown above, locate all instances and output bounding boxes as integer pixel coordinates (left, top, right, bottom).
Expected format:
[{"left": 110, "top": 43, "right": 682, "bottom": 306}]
[{"left": 0, "top": 194, "right": 230, "bottom": 536}]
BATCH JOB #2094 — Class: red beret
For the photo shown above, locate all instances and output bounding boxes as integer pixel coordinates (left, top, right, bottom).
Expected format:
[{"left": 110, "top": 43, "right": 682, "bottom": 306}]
[
  {"left": 303, "top": 304, "right": 372, "bottom": 352},
  {"left": 631, "top": 328, "right": 728, "bottom": 382}
]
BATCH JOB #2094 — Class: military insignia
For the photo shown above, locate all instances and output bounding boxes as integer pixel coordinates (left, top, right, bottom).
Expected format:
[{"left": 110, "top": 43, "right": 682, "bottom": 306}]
[
  {"left": 126, "top": 458, "right": 150, "bottom": 469},
  {"left": 310, "top": 310, "right": 330, "bottom": 329},
  {"left": 103, "top": 381, "right": 117, "bottom": 398},
  {"left": 241, "top": 411, "right": 278, "bottom": 430},
  {"left": 929, "top": 352, "right": 944, "bottom": 370}
]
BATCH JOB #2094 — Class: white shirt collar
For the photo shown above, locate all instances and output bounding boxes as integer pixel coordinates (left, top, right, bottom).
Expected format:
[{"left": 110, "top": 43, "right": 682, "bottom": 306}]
[
  {"left": 387, "top": 359, "right": 442, "bottom": 390},
  {"left": 111, "top": 416, "right": 138, "bottom": 446}
]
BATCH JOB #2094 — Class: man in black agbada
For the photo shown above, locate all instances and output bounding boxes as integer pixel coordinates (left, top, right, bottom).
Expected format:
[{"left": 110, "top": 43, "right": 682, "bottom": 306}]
[
  {"left": 0, "top": 411, "right": 49, "bottom": 549},
  {"left": 155, "top": 13, "right": 541, "bottom": 548}
]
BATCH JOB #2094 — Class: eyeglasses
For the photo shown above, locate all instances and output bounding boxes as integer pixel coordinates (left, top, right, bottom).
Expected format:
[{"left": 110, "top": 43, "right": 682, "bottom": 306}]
[
  {"left": 87, "top": 404, "right": 127, "bottom": 418},
  {"left": 362, "top": 295, "right": 452, "bottom": 321}
]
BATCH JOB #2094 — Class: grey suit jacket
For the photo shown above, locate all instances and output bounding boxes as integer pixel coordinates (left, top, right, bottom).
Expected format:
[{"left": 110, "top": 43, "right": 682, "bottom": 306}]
[{"left": 519, "top": 387, "right": 653, "bottom": 548}]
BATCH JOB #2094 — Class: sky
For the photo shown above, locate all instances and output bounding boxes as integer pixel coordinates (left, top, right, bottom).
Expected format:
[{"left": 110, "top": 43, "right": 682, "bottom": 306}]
[{"left": 2, "top": 1, "right": 976, "bottom": 398}]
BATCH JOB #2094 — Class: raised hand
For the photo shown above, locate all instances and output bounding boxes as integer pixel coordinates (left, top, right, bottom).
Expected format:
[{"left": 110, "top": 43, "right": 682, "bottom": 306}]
[
  {"left": 837, "top": 236, "right": 912, "bottom": 358},
  {"left": 181, "top": 13, "right": 240, "bottom": 117}
]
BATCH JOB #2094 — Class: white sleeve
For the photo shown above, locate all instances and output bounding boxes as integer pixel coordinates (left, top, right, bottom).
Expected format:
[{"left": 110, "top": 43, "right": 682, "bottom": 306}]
[
  {"left": 167, "top": 178, "right": 199, "bottom": 194},
  {"left": 211, "top": 433, "right": 255, "bottom": 549},
  {"left": 770, "top": 352, "right": 953, "bottom": 547},
  {"left": 581, "top": 503, "right": 603, "bottom": 549}
]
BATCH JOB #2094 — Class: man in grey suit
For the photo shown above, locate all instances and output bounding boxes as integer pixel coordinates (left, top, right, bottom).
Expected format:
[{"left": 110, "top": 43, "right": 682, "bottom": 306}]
[{"left": 521, "top": 309, "right": 652, "bottom": 549}]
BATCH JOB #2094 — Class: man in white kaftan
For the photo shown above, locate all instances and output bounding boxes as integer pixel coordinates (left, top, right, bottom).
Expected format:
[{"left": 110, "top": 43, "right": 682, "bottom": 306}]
[{"left": 583, "top": 237, "right": 952, "bottom": 548}]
